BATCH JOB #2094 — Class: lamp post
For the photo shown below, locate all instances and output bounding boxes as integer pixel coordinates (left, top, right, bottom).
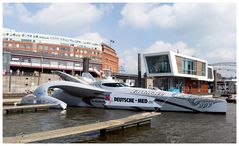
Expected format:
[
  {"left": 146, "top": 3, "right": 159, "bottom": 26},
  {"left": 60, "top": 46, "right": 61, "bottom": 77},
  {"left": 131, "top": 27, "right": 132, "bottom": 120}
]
[
  {"left": 41, "top": 57, "right": 43, "bottom": 73},
  {"left": 9, "top": 70, "right": 12, "bottom": 92},
  {"left": 138, "top": 53, "right": 142, "bottom": 88},
  {"left": 41, "top": 49, "right": 44, "bottom": 73}
]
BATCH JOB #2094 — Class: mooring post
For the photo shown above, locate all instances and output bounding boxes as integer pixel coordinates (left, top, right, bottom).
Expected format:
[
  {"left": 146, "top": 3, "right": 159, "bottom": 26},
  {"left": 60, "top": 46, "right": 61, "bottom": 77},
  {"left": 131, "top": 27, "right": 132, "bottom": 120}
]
[
  {"left": 137, "top": 123, "right": 140, "bottom": 127},
  {"left": 100, "top": 129, "right": 106, "bottom": 135},
  {"left": 5, "top": 110, "right": 8, "bottom": 115},
  {"left": 83, "top": 57, "right": 90, "bottom": 73},
  {"left": 138, "top": 53, "right": 142, "bottom": 88},
  {"left": 9, "top": 70, "right": 12, "bottom": 92}
]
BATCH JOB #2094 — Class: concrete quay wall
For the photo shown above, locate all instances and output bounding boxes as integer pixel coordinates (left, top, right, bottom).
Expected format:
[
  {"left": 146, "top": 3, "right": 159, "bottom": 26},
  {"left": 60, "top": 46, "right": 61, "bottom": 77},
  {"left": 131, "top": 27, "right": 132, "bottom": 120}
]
[{"left": 3, "top": 74, "right": 60, "bottom": 93}]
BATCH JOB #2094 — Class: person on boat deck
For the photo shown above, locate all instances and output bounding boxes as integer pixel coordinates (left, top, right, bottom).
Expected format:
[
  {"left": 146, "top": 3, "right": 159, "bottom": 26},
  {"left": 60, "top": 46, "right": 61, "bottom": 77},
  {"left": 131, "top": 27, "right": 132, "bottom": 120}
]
[{"left": 179, "top": 86, "right": 183, "bottom": 93}]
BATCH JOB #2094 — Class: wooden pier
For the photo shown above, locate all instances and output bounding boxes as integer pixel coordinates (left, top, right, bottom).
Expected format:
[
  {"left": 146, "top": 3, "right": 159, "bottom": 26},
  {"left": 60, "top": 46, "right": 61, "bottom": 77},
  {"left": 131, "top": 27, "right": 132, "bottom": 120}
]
[
  {"left": 3, "top": 99, "right": 21, "bottom": 106},
  {"left": 3, "top": 93, "right": 26, "bottom": 99},
  {"left": 3, "top": 112, "right": 161, "bottom": 143},
  {"left": 3, "top": 104, "right": 57, "bottom": 114}
]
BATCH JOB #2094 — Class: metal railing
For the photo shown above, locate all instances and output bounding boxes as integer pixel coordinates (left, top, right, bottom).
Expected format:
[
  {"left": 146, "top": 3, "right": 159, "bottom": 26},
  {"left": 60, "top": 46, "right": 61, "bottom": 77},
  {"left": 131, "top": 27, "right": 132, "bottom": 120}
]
[{"left": 180, "top": 88, "right": 213, "bottom": 95}]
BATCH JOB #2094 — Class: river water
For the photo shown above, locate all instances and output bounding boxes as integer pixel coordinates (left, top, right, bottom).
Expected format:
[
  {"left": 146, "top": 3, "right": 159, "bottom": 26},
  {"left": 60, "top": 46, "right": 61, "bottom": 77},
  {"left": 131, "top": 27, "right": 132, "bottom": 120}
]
[{"left": 3, "top": 103, "right": 236, "bottom": 143}]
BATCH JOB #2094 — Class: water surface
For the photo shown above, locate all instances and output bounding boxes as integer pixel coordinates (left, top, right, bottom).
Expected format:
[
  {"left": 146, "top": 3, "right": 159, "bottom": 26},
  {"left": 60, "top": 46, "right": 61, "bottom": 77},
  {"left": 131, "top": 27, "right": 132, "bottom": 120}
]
[{"left": 3, "top": 103, "right": 236, "bottom": 143}]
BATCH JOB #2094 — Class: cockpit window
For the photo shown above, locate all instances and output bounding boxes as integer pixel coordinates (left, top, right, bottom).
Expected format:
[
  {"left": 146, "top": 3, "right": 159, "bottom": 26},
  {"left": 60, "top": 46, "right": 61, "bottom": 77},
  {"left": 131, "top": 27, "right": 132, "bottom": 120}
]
[{"left": 102, "top": 83, "right": 128, "bottom": 87}]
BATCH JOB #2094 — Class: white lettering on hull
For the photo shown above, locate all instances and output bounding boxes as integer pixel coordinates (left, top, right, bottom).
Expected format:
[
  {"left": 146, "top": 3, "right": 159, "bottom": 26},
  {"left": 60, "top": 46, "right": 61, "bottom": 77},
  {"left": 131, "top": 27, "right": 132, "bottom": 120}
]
[{"left": 105, "top": 93, "right": 161, "bottom": 109}]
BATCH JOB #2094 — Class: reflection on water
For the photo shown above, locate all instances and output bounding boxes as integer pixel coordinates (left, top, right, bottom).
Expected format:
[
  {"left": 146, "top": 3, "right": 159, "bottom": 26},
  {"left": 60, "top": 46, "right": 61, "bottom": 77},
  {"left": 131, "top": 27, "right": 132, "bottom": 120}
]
[{"left": 3, "top": 103, "right": 236, "bottom": 143}]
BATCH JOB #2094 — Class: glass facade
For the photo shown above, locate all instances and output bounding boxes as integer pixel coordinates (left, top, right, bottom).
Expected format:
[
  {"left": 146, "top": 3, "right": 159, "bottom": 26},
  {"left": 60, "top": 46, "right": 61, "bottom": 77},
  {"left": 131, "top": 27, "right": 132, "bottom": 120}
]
[
  {"left": 11, "top": 56, "right": 21, "bottom": 62},
  {"left": 42, "top": 59, "right": 50, "bottom": 65},
  {"left": 146, "top": 55, "right": 171, "bottom": 73},
  {"left": 182, "top": 58, "right": 197, "bottom": 75},
  {"left": 74, "top": 62, "right": 82, "bottom": 67},
  {"left": 50, "top": 60, "right": 58, "bottom": 66},
  {"left": 202, "top": 63, "right": 206, "bottom": 76},
  {"left": 168, "top": 77, "right": 185, "bottom": 91},
  {"left": 22, "top": 57, "right": 31, "bottom": 63},
  {"left": 208, "top": 68, "right": 213, "bottom": 79},
  {"left": 58, "top": 61, "right": 67, "bottom": 67},
  {"left": 31, "top": 58, "right": 40, "bottom": 64},
  {"left": 67, "top": 61, "right": 74, "bottom": 67}
]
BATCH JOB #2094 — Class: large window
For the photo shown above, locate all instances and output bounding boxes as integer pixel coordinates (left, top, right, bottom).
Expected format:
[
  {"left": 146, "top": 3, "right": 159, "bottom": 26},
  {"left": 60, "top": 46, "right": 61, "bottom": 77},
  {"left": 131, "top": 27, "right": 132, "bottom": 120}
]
[
  {"left": 74, "top": 62, "right": 82, "bottom": 67},
  {"left": 59, "top": 61, "right": 67, "bottom": 67},
  {"left": 31, "top": 58, "right": 40, "bottom": 64},
  {"left": 182, "top": 58, "right": 197, "bottom": 75},
  {"left": 43, "top": 46, "right": 48, "bottom": 51},
  {"left": 38, "top": 45, "right": 43, "bottom": 50},
  {"left": 11, "top": 56, "right": 21, "bottom": 62},
  {"left": 102, "top": 83, "right": 128, "bottom": 87},
  {"left": 22, "top": 57, "right": 31, "bottom": 63},
  {"left": 208, "top": 68, "right": 213, "bottom": 79},
  {"left": 67, "top": 61, "right": 74, "bottom": 67},
  {"left": 146, "top": 55, "right": 171, "bottom": 73},
  {"left": 50, "top": 60, "right": 58, "bottom": 66},
  {"left": 42, "top": 59, "right": 50, "bottom": 65}
]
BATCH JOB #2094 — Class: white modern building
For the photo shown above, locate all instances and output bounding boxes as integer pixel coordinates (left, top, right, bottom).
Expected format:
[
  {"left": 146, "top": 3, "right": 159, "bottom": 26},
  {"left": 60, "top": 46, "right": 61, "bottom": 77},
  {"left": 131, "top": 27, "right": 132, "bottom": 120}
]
[{"left": 143, "top": 51, "right": 214, "bottom": 94}]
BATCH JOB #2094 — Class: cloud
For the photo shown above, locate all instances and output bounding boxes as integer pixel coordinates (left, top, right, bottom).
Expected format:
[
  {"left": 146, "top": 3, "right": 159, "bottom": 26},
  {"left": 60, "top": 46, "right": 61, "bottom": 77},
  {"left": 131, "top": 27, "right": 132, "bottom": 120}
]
[
  {"left": 98, "top": 3, "right": 114, "bottom": 13},
  {"left": 119, "top": 3, "right": 236, "bottom": 32},
  {"left": 119, "top": 3, "right": 236, "bottom": 65},
  {"left": 76, "top": 32, "right": 107, "bottom": 43},
  {"left": 3, "top": 3, "right": 32, "bottom": 22},
  {"left": 119, "top": 4, "right": 153, "bottom": 28},
  {"left": 3, "top": 3, "right": 109, "bottom": 34},
  {"left": 205, "top": 47, "right": 236, "bottom": 62},
  {"left": 145, "top": 41, "right": 197, "bottom": 56},
  {"left": 197, "top": 33, "right": 236, "bottom": 62},
  {"left": 31, "top": 3, "right": 103, "bottom": 26},
  {"left": 119, "top": 47, "right": 140, "bottom": 74}
]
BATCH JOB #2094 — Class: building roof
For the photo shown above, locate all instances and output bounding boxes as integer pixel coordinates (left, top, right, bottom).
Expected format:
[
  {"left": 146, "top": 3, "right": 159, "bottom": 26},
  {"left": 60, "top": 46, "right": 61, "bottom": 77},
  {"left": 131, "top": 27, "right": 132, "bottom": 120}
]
[
  {"left": 3, "top": 28, "right": 102, "bottom": 51},
  {"left": 143, "top": 51, "right": 214, "bottom": 82},
  {"left": 143, "top": 51, "right": 207, "bottom": 63}
]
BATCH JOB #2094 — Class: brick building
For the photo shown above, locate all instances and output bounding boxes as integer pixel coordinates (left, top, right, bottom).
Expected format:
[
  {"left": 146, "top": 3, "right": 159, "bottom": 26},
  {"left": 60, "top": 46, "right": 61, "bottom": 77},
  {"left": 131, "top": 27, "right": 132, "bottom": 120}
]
[
  {"left": 3, "top": 28, "right": 119, "bottom": 77},
  {"left": 101, "top": 43, "right": 119, "bottom": 73}
]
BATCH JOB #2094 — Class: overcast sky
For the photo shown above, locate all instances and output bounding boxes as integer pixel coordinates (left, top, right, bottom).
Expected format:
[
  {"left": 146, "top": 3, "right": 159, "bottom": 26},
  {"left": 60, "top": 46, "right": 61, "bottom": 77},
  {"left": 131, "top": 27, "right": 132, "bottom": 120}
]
[{"left": 3, "top": 3, "right": 236, "bottom": 73}]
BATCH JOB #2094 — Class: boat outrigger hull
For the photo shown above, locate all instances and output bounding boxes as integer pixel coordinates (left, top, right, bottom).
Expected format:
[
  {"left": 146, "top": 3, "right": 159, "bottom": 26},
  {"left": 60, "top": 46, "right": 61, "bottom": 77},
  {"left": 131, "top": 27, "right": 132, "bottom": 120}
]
[{"left": 20, "top": 71, "right": 227, "bottom": 113}]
